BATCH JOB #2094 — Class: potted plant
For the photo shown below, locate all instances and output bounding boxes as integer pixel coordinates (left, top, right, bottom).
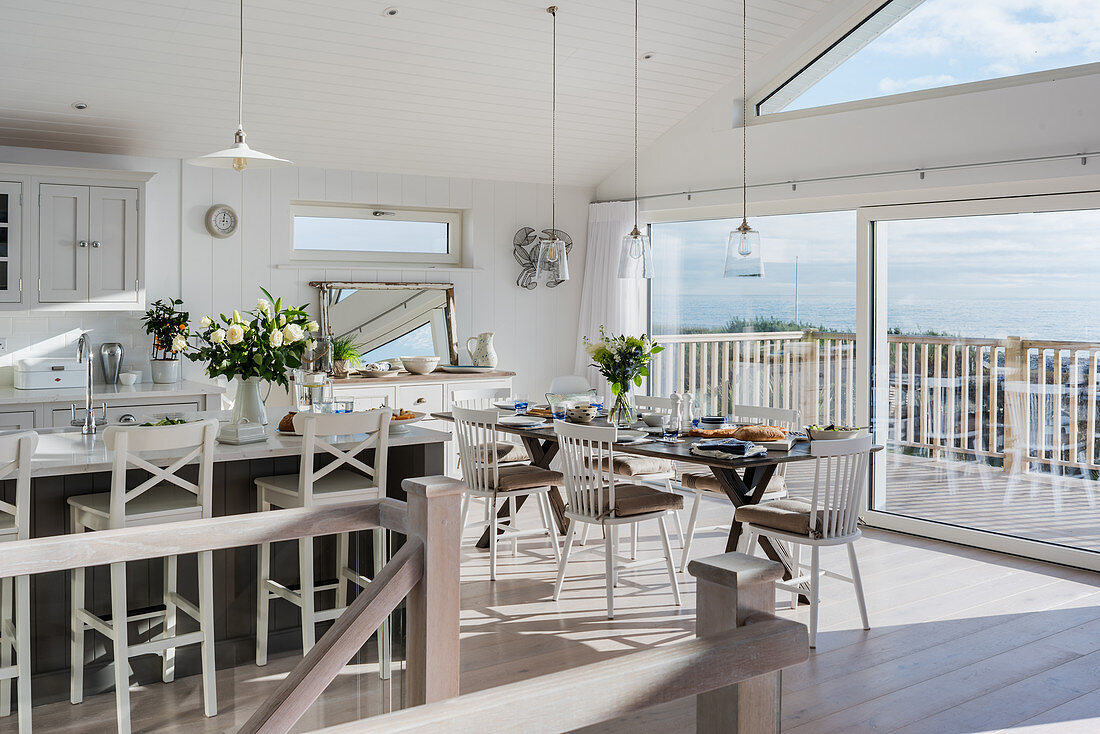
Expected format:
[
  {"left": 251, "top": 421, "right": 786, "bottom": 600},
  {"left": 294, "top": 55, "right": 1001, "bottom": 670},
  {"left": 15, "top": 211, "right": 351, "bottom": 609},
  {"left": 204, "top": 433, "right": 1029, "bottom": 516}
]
[
  {"left": 188, "top": 289, "right": 317, "bottom": 425},
  {"left": 584, "top": 327, "right": 664, "bottom": 427},
  {"left": 141, "top": 298, "right": 190, "bottom": 384},
  {"left": 330, "top": 335, "right": 364, "bottom": 378}
]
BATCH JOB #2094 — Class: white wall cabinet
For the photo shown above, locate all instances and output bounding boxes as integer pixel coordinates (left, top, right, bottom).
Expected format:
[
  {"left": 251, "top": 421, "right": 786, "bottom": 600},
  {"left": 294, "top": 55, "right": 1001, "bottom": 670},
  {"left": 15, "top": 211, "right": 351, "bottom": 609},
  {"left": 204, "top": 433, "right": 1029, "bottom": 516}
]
[
  {"left": 39, "top": 184, "right": 139, "bottom": 304},
  {"left": 0, "top": 182, "right": 22, "bottom": 303}
]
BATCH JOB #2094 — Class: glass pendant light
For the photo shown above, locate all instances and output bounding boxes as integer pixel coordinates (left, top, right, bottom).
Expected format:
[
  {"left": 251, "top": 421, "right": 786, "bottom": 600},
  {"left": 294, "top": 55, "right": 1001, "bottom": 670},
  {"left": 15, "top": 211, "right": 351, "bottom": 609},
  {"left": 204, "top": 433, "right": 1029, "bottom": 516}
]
[
  {"left": 534, "top": 6, "right": 570, "bottom": 285},
  {"left": 188, "top": 0, "right": 291, "bottom": 171},
  {"left": 724, "top": 0, "right": 763, "bottom": 278},
  {"left": 618, "top": 0, "right": 652, "bottom": 280}
]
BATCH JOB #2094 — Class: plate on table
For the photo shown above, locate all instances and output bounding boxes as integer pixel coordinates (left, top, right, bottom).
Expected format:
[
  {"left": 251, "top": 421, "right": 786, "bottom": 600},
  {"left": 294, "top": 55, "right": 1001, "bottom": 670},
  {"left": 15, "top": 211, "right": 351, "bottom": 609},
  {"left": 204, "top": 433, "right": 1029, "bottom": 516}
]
[
  {"left": 498, "top": 416, "right": 548, "bottom": 429},
  {"left": 439, "top": 365, "right": 495, "bottom": 374},
  {"left": 389, "top": 411, "right": 426, "bottom": 433}
]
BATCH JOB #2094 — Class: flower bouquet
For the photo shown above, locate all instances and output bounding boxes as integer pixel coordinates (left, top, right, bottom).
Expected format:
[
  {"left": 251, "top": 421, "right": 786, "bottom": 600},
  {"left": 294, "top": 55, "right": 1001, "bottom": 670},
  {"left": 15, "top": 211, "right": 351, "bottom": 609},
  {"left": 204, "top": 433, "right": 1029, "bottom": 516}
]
[
  {"left": 584, "top": 327, "right": 664, "bottom": 426},
  {"left": 187, "top": 288, "right": 318, "bottom": 424},
  {"left": 141, "top": 298, "right": 190, "bottom": 383}
]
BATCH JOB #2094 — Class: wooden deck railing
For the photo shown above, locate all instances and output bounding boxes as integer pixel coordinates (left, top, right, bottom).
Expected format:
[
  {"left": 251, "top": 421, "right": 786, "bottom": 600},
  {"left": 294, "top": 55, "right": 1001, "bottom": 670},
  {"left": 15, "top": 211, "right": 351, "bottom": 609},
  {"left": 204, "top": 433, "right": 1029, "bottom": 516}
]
[
  {"left": 653, "top": 331, "right": 1100, "bottom": 475},
  {"left": 309, "top": 553, "right": 808, "bottom": 734}
]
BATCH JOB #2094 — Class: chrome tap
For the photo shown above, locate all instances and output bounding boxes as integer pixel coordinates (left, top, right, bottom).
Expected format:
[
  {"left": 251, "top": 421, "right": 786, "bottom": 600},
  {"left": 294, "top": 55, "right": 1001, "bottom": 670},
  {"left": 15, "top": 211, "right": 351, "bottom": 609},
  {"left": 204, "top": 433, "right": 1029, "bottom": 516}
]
[{"left": 72, "top": 333, "right": 105, "bottom": 435}]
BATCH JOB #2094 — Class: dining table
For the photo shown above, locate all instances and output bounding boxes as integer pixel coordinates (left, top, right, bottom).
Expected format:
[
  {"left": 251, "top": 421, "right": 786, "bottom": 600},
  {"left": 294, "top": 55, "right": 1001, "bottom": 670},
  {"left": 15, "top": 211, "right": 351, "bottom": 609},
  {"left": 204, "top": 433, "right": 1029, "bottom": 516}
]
[{"left": 432, "top": 410, "right": 880, "bottom": 600}]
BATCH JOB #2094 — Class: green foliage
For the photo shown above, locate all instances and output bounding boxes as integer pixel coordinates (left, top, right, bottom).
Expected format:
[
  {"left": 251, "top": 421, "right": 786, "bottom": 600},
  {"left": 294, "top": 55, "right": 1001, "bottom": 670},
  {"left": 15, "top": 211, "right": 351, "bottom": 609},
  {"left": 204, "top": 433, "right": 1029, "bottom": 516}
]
[
  {"left": 331, "top": 335, "right": 364, "bottom": 367},
  {"left": 141, "top": 298, "right": 189, "bottom": 360},
  {"left": 186, "top": 287, "right": 319, "bottom": 390},
  {"left": 583, "top": 326, "right": 663, "bottom": 397}
]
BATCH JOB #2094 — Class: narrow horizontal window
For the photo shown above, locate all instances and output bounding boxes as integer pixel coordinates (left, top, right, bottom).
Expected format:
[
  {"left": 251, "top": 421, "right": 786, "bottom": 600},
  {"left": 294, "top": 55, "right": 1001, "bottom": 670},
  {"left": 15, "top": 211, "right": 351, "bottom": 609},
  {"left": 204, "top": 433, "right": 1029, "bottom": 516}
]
[{"left": 291, "top": 204, "right": 462, "bottom": 265}]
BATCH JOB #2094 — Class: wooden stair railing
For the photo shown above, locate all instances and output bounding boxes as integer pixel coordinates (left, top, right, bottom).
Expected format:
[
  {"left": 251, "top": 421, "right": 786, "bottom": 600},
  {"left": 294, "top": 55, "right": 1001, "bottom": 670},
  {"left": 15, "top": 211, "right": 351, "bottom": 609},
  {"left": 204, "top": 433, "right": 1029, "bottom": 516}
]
[
  {"left": 0, "top": 475, "right": 464, "bottom": 734},
  {"left": 308, "top": 552, "right": 808, "bottom": 734}
]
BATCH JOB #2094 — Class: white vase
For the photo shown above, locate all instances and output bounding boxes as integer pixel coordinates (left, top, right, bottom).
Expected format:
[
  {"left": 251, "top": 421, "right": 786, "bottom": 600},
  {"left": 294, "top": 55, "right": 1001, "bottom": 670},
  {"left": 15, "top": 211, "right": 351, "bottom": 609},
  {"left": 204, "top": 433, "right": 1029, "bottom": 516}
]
[
  {"left": 230, "top": 376, "right": 268, "bottom": 426},
  {"left": 150, "top": 359, "right": 181, "bottom": 384},
  {"left": 466, "top": 332, "right": 498, "bottom": 367}
]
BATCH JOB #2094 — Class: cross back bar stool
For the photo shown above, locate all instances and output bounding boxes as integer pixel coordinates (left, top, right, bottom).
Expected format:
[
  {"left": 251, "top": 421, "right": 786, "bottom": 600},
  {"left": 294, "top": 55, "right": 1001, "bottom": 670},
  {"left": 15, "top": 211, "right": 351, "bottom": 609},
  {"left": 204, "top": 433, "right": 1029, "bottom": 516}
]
[
  {"left": 553, "top": 421, "right": 682, "bottom": 619},
  {"left": 68, "top": 419, "right": 220, "bottom": 734},
  {"left": 679, "top": 404, "right": 799, "bottom": 572},
  {"left": 0, "top": 431, "right": 37, "bottom": 734},
  {"left": 254, "top": 409, "right": 392, "bottom": 676},
  {"left": 737, "top": 434, "right": 872, "bottom": 647}
]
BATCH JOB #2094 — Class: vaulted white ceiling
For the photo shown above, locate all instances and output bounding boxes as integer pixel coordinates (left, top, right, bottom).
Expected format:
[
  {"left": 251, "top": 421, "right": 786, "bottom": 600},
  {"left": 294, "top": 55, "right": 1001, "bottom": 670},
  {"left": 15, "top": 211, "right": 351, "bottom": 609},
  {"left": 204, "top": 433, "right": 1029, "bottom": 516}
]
[{"left": 0, "top": 0, "right": 869, "bottom": 186}]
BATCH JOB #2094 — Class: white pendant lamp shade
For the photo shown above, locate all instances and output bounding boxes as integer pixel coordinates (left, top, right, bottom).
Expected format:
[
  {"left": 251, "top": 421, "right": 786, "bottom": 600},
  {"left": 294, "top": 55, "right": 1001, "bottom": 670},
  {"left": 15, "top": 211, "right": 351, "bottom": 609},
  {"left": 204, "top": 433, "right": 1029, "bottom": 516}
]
[
  {"left": 724, "top": 219, "right": 763, "bottom": 278},
  {"left": 618, "top": 226, "right": 653, "bottom": 279},
  {"left": 188, "top": 129, "right": 290, "bottom": 171},
  {"left": 535, "top": 234, "right": 570, "bottom": 283},
  {"left": 189, "top": 0, "right": 291, "bottom": 171}
]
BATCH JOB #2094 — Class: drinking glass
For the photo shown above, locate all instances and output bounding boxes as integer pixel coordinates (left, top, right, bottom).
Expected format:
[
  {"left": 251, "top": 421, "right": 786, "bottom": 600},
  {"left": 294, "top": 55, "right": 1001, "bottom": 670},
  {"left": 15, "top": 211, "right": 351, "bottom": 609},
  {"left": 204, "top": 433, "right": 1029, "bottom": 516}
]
[
  {"left": 513, "top": 394, "right": 529, "bottom": 415},
  {"left": 663, "top": 422, "right": 680, "bottom": 440},
  {"left": 548, "top": 396, "right": 568, "bottom": 421},
  {"left": 591, "top": 394, "right": 606, "bottom": 412}
]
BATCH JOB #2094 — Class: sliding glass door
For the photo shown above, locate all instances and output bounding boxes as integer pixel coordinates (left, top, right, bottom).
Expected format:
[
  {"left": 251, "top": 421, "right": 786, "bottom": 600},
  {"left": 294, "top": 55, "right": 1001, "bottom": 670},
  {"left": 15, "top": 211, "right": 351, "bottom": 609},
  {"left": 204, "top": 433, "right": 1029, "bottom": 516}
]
[{"left": 861, "top": 193, "right": 1100, "bottom": 569}]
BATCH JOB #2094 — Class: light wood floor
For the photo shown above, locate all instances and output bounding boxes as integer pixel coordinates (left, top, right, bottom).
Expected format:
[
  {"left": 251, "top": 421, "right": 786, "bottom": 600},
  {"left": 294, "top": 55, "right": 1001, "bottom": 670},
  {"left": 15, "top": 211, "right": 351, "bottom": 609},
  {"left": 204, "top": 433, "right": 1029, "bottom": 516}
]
[{"left": 5, "top": 491, "right": 1098, "bottom": 733}]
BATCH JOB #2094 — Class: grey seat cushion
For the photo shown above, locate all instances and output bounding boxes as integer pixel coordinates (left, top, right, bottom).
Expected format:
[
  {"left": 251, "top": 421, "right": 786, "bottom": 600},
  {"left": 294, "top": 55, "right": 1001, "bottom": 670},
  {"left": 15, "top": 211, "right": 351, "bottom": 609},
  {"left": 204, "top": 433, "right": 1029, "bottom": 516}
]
[
  {"left": 610, "top": 484, "right": 684, "bottom": 517},
  {"left": 489, "top": 465, "right": 564, "bottom": 491},
  {"left": 734, "top": 499, "right": 825, "bottom": 539},
  {"left": 481, "top": 440, "right": 530, "bottom": 464},
  {"left": 680, "top": 468, "right": 787, "bottom": 496},
  {"left": 592, "top": 455, "right": 675, "bottom": 477}
]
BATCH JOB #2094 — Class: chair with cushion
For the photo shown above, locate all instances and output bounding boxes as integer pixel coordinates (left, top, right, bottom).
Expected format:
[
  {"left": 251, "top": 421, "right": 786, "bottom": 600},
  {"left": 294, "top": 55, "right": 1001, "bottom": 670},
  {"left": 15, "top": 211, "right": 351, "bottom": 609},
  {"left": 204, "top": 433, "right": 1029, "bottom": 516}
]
[
  {"left": 679, "top": 404, "right": 799, "bottom": 571},
  {"left": 548, "top": 375, "right": 592, "bottom": 395},
  {"left": 737, "top": 434, "right": 872, "bottom": 648},
  {"left": 69, "top": 419, "right": 220, "bottom": 734},
  {"left": 451, "top": 387, "right": 530, "bottom": 464},
  {"left": 553, "top": 421, "right": 682, "bottom": 619},
  {"left": 254, "top": 409, "right": 392, "bottom": 676},
  {"left": 0, "top": 431, "right": 36, "bottom": 734},
  {"left": 453, "top": 405, "right": 561, "bottom": 580}
]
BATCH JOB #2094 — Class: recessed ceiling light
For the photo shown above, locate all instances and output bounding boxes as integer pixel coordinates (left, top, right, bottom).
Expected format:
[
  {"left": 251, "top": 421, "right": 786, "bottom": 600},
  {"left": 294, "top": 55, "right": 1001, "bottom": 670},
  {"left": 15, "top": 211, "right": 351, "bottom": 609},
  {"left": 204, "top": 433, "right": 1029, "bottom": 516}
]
[
  {"left": 383, "top": 6, "right": 398, "bottom": 16},
  {"left": 640, "top": 51, "right": 656, "bottom": 61},
  {"left": 71, "top": 101, "right": 89, "bottom": 110}
]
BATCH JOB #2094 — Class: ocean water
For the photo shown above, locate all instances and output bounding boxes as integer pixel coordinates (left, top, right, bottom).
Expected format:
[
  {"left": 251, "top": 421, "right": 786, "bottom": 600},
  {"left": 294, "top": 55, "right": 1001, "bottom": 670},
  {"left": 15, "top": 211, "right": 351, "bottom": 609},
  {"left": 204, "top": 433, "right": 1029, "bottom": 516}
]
[{"left": 652, "top": 294, "right": 1100, "bottom": 343}]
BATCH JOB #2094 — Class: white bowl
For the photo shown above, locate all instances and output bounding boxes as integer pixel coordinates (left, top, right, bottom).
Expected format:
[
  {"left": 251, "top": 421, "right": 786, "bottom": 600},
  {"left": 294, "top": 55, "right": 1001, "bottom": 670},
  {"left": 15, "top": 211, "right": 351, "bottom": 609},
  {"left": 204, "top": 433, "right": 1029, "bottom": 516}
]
[
  {"left": 118, "top": 372, "right": 138, "bottom": 386},
  {"left": 806, "top": 426, "right": 865, "bottom": 440},
  {"left": 399, "top": 356, "right": 440, "bottom": 375}
]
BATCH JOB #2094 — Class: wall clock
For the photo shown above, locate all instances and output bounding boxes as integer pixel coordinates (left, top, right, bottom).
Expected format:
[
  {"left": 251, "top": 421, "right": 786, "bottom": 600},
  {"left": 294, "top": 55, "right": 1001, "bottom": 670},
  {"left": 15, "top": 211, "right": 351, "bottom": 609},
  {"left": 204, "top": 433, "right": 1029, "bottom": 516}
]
[{"left": 205, "top": 204, "right": 239, "bottom": 238}]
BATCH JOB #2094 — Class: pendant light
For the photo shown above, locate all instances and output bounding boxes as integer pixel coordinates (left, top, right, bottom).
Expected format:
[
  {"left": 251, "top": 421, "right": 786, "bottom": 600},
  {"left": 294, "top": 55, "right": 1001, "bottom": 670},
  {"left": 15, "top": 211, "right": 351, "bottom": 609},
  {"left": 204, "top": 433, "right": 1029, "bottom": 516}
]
[
  {"left": 534, "top": 6, "right": 570, "bottom": 284},
  {"left": 188, "top": 0, "right": 291, "bottom": 171},
  {"left": 617, "top": 0, "right": 652, "bottom": 280},
  {"left": 723, "top": 0, "right": 763, "bottom": 278}
]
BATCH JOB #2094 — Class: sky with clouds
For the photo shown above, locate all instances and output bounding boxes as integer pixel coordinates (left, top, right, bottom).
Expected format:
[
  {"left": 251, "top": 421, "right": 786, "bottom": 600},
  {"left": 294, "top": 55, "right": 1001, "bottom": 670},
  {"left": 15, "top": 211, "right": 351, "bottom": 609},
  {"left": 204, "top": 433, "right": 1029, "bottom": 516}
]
[{"left": 787, "top": 0, "right": 1100, "bottom": 110}]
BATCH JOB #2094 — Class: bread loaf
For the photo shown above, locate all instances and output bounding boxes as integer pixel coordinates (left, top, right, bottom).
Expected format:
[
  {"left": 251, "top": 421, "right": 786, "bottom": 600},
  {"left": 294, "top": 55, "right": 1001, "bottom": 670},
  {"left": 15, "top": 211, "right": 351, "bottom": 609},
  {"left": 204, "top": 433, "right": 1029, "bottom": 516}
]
[{"left": 732, "top": 424, "right": 786, "bottom": 442}]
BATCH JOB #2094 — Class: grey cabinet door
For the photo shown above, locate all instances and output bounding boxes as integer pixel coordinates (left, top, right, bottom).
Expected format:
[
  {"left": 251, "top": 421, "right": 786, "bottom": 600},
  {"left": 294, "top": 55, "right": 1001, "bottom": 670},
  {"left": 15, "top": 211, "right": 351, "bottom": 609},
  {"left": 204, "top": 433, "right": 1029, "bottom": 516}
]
[
  {"left": 88, "top": 186, "right": 139, "bottom": 303},
  {"left": 0, "top": 181, "right": 22, "bottom": 303},
  {"left": 39, "top": 184, "right": 89, "bottom": 303}
]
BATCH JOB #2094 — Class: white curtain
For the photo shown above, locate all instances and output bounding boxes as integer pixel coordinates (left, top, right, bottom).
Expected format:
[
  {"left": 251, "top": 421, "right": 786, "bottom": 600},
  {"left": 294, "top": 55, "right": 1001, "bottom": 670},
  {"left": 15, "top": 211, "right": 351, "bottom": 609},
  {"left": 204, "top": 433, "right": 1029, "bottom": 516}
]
[{"left": 573, "top": 201, "right": 647, "bottom": 397}]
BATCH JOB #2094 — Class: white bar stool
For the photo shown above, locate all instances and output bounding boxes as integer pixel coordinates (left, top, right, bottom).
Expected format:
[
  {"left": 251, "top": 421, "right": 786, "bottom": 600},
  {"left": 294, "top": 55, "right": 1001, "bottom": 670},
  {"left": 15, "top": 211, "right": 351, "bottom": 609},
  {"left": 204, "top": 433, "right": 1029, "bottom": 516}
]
[
  {"left": 68, "top": 419, "right": 220, "bottom": 734},
  {"left": 0, "top": 431, "right": 37, "bottom": 734},
  {"left": 253, "top": 409, "right": 392, "bottom": 677}
]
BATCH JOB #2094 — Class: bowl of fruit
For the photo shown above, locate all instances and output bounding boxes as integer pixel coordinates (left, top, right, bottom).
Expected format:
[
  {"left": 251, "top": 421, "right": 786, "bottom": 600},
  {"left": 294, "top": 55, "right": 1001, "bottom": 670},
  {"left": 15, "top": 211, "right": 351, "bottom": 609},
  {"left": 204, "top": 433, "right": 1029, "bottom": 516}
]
[
  {"left": 389, "top": 408, "right": 425, "bottom": 433},
  {"left": 805, "top": 424, "right": 866, "bottom": 440}
]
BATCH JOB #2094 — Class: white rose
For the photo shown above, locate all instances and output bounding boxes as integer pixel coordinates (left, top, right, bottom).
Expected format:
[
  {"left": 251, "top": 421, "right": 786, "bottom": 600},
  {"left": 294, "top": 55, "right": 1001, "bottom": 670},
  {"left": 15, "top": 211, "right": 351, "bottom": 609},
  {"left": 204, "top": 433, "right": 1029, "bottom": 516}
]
[
  {"left": 305, "top": 339, "right": 316, "bottom": 350},
  {"left": 209, "top": 328, "right": 226, "bottom": 344},
  {"left": 278, "top": 314, "right": 287, "bottom": 327},
  {"left": 170, "top": 334, "right": 188, "bottom": 352},
  {"left": 282, "top": 323, "right": 303, "bottom": 343},
  {"left": 269, "top": 329, "right": 284, "bottom": 348},
  {"left": 226, "top": 324, "right": 244, "bottom": 345},
  {"left": 199, "top": 316, "right": 213, "bottom": 328},
  {"left": 306, "top": 320, "right": 319, "bottom": 332},
  {"left": 256, "top": 298, "right": 272, "bottom": 316}
]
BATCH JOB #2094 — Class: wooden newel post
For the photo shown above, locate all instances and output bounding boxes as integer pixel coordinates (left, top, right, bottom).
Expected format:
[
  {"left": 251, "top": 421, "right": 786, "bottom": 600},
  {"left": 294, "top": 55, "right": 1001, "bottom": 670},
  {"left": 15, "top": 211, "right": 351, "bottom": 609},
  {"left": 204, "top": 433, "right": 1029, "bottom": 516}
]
[
  {"left": 403, "top": 475, "right": 464, "bottom": 707},
  {"left": 689, "top": 553, "right": 792, "bottom": 734}
]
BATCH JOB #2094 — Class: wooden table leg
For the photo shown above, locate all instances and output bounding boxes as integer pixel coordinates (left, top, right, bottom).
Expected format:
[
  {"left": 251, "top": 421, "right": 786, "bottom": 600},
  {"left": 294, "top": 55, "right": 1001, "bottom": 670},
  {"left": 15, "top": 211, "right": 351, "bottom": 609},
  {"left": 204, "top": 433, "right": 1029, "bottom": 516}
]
[
  {"left": 712, "top": 464, "right": 810, "bottom": 605},
  {"left": 475, "top": 437, "right": 564, "bottom": 549}
]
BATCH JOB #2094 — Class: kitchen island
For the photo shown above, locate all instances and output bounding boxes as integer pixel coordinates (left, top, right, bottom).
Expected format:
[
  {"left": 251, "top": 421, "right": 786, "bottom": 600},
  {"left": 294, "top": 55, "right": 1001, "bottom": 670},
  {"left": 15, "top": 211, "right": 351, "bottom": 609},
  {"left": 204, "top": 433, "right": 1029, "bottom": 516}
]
[{"left": 6, "top": 416, "right": 449, "bottom": 704}]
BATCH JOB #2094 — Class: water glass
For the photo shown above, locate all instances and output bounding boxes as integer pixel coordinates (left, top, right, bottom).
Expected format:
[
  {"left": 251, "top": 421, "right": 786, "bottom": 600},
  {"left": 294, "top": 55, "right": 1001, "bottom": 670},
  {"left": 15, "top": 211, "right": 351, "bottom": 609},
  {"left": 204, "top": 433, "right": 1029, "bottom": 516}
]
[
  {"left": 591, "top": 394, "right": 605, "bottom": 412},
  {"left": 513, "top": 394, "right": 529, "bottom": 415},
  {"left": 550, "top": 402, "right": 567, "bottom": 421},
  {"left": 663, "top": 422, "right": 680, "bottom": 440}
]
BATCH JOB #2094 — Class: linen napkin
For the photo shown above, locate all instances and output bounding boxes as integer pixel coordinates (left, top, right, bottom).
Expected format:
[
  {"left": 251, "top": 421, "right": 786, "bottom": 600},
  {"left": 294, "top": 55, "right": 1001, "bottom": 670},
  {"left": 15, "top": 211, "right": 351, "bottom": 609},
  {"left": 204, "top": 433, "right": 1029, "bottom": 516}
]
[{"left": 690, "top": 438, "right": 767, "bottom": 460}]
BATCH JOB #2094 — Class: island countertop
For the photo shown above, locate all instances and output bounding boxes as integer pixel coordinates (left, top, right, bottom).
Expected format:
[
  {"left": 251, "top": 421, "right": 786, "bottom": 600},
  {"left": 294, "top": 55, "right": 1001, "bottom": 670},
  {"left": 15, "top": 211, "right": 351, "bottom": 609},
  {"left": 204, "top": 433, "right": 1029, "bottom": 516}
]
[{"left": 26, "top": 420, "right": 451, "bottom": 478}]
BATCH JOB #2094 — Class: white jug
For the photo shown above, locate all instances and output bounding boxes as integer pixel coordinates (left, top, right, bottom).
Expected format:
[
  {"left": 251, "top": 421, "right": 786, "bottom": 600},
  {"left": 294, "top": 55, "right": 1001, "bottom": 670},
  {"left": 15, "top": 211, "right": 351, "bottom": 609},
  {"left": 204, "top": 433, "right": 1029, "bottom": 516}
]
[{"left": 466, "top": 332, "right": 498, "bottom": 367}]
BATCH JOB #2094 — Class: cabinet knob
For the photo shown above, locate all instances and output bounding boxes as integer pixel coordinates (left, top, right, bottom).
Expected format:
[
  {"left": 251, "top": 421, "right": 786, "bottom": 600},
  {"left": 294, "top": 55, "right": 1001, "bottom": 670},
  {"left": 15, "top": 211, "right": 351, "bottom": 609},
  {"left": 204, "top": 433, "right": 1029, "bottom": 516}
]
[
  {"left": 78, "top": 240, "right": 88, "bottom": 248},
  {"left": 415, "top": 397, "right": 427, "bottom": 404},
  {"left": 91, "top": 241, "right": 101, "bottom": 248}
]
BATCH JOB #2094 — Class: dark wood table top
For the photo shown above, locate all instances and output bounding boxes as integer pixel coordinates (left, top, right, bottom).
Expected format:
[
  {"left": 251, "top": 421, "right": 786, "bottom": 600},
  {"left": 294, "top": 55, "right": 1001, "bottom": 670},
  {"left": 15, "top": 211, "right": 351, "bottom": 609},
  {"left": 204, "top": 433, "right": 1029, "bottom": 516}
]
[{"left": 430, "top": 412, "right": 876, "bottom": 472}]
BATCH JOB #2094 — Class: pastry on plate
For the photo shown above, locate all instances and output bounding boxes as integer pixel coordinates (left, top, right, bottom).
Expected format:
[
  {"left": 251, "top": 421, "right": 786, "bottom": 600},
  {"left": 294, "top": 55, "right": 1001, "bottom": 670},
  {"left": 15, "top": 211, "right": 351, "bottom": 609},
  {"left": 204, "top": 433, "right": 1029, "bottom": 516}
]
[{"left": 278, "top": 412, "right": 297, "bottom": 433}]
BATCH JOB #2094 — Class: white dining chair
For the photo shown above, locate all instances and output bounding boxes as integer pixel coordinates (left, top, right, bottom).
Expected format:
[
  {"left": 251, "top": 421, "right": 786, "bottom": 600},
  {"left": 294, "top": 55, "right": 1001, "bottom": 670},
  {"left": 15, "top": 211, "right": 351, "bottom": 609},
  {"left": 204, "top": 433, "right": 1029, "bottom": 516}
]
[
  {"left": 737, "top": 434, "right": 872, "bottom": 648},
  {"left": 452, "top": 405, "right": 561, "bottom": 580},
  {"left": 254, "top": 409, "right": 393, "bottom": 677},
  {"left": 679, "top": 404, "right": 799, "bottom": 572},
  {"left": 548, "top": 375, "right": 592, "bottom": 394},
  {"left": 451, "top": 387, "right": 530, "bottom": 464},
  {"left": 68, "top": 419, "right": 220, "bottom": 734},
  {"left": 0, "top": 431, "right": 36, "bottom": 734},
  {"left": 553, "top": 421, "right": 682, "bottom": 619}
]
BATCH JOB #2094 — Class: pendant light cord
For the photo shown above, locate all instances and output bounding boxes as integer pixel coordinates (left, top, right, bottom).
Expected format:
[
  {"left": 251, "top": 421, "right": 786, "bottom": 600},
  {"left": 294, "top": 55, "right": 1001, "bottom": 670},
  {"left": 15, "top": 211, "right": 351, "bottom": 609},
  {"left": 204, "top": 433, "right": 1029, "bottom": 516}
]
[
  {"left": 741, "top": 0, "right": 748, "bottom": 224},
  {"left": 551, "top": 6, "right": 557, "bottom": 235},
  {"left": 238, "top": 0, "right": 244, "bottom": 131},
  {"left": 633, "top": 0, "right": 639, "bottom": 228}
]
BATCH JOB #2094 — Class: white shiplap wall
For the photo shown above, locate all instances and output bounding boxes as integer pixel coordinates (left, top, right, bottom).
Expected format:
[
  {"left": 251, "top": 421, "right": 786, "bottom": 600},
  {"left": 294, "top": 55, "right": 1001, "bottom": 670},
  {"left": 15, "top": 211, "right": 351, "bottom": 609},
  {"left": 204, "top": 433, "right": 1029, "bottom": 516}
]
[{"left": 0, "top": 145, "right": 594, "bottom": 395}]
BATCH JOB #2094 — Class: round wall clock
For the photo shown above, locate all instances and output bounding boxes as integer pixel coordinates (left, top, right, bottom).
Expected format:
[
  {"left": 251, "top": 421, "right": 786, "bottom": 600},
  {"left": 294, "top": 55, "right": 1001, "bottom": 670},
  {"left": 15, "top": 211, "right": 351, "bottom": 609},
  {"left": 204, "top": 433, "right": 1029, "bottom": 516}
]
[{"left": 205, "top": 204, "right": 238, "bottom": 238}]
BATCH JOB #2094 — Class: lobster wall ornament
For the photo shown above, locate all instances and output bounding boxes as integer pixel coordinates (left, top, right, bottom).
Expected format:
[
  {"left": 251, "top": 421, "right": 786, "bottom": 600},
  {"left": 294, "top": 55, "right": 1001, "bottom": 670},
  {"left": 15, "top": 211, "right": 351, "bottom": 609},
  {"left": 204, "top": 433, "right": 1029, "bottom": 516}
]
[{"left": 513, "top": 226, "right": 573, "bottom": 289}]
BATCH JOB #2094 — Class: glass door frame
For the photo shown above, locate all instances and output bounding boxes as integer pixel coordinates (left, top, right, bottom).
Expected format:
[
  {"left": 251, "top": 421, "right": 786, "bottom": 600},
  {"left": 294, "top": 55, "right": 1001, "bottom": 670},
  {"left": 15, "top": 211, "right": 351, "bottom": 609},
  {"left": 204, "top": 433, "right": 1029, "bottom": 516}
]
[{"left": 857, "top": 191, "right": 1100, "bottom": 572}]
